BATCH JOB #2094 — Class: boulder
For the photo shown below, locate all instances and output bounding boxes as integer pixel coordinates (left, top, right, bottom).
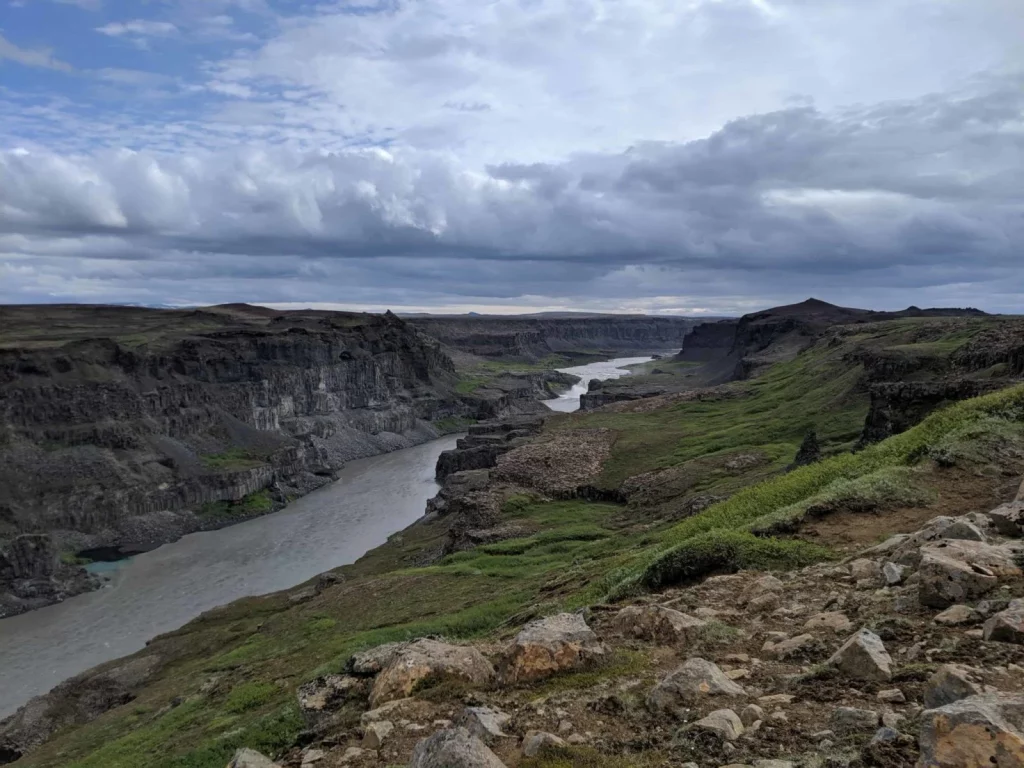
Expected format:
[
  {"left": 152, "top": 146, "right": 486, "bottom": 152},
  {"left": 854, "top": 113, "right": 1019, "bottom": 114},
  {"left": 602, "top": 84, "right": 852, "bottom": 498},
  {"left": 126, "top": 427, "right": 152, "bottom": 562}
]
[
  {"left": 987, "top": 502, "right": 1024, "bottom": 538},
  {"left": 362, "top": 720, "right": 393, "bottom": 749},
  {"left": 916, "top": 539, "right": 1022, "bottom": 608},
  {"left": 348, "top": 642, "right": 409, "bottom": 676},
  {"left": 869, "top": 727, "right": 900, "bottom": 746},
  {"left": 849, "top": 559, "right": 880, "bottom": 583},
  {"left": 613, "top": 605, "right": 707, "bottom": 645},
  {"left": 647, "top": 658, "right": 746, "bottom": 717},
  {"left": 877, "top": 689, "right": 906, "bottom": 704},
  {"left": 410, "top": 728, "right": 507, "bottom": 768},
  {"left": 830, "top": 706, "right": 880, "bottom": 734},
  {"left": 297, "top": 675, "right": 367, "bottom": 715},
  {"left": 522, "top": 730, "right": 566, "bottom": 757},
  {"left": 804, "top": 612, "right": 853, "bottom": 634},
  {"left": 934, "top": 605, "right": 982, "bottom": 627},
  {"left": 685, "top": 708, "right": 744, "bottom": 742},
  {"left": 883, "top": 562, "right": 908, "bottom": 586},
  {"left": 826, "top": 629, "right": 893, "bottom": 682},
  {"left": 924, "top": 665, "right": 983, "bottom": 710},
  {"left": 500, "top": 613, "right": 606, "bottom": 684},
  {"left": 228, "top": 749, "right": 281, "bottom": 768},
  {"left": 740, "top": 704, "right": 765, "bottom": 727},
  {"left": 918, "top": 693, "right": 1024, "bottom": 767},
  {"left": 745, "top": 574, "right": 784, "bottom": 597},
  {"left": 746, "top": 592, "right": 781, "bottom": 613},
  {"left": 762, "top": 634, "right": 816, "bottom": 661},
  {"left": 892, "top": 517, "right": 990, "bottom": 566},
  {"left": 370, "top": 639, "right": 495, "bottom": 707},
  {"left": 983, "top": 600, "right": 1024, "bottom": 645},
  {"left": 455, "top": 706, "right": 512, "bottom": 745}
]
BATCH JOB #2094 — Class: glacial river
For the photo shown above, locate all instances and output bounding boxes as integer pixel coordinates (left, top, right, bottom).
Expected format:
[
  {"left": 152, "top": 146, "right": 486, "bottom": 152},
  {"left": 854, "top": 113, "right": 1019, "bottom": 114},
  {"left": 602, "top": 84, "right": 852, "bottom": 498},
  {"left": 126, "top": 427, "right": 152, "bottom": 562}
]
[{"left": 0, "top": 356, "right": 649, "bottom": 718}]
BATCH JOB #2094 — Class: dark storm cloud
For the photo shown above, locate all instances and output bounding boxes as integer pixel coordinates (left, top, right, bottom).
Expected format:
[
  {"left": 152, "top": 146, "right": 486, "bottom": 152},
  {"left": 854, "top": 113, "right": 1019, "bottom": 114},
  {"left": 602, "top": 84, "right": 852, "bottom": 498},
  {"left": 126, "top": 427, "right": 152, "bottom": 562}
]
[{"left": 1, "top": 74, "right": 1023, "bottom": 310}]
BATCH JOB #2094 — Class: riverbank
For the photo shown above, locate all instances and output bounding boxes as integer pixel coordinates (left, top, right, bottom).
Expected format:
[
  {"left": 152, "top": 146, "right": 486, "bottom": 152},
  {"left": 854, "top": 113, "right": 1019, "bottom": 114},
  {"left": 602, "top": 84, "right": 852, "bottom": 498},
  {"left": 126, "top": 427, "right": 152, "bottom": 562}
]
[{"left": 0, "top": 434, "right": 460, "bottom": 720}]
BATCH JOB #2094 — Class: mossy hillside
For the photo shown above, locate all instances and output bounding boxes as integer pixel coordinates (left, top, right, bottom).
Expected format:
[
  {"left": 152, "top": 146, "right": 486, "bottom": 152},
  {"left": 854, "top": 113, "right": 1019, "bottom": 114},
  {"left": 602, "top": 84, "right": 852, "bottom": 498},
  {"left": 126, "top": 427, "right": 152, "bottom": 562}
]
[
  {"left": 555, "top": 317, "right": 996, "bottom": 490},
  {"left": 607, "top": 383, "right": 1024, "bottom": 596}
]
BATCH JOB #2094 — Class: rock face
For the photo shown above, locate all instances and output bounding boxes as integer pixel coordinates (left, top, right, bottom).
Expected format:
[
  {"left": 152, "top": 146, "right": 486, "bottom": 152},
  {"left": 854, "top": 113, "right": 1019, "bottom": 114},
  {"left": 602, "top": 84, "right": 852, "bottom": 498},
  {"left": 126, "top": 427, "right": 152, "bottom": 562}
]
[
  {"left": 924, "top": 665, "right": 983, "bottom": 710},
  {"left": 500, "top": 613, "right": 606, "bottom": 684},
  {"left": 409, "top": 728, "right": 507, "bottom": 768},
  {"left": 0, "top": 305, "right": 469, "bottom": 616},
  {"left": 0, "top": 534, "right": 97, "bottom": 618},
  {"left": 918, "top": 694, "right": 1024, "bottom": 767},
  {"left": 369, "top": 639, "right": 495, "bottom": 707}
]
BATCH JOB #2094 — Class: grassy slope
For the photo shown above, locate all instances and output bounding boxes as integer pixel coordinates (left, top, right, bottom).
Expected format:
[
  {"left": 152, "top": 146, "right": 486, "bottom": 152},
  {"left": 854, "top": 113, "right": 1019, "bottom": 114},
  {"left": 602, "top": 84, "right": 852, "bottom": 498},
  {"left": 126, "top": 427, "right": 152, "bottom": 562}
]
[{"left": 20, "top": 316, "right": 1023, "bottom": 768}]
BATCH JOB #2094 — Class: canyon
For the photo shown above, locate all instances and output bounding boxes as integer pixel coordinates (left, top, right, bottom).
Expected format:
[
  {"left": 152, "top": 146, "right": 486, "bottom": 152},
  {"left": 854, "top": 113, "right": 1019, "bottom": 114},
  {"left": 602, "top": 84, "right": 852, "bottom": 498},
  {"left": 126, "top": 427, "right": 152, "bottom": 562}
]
[{"left": 0, "top": 306, "right": 682, "bottom": 618}]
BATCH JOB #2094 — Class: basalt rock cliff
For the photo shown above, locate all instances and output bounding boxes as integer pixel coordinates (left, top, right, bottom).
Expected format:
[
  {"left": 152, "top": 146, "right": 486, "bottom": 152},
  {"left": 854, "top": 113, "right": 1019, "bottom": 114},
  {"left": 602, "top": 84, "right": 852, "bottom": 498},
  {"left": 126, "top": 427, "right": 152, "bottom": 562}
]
[
  {"left": 0, "top": 304, "right": 476, "bottom": 617},
  {"left": 409, "top": 314, "right": 703, "bottom": 361}
]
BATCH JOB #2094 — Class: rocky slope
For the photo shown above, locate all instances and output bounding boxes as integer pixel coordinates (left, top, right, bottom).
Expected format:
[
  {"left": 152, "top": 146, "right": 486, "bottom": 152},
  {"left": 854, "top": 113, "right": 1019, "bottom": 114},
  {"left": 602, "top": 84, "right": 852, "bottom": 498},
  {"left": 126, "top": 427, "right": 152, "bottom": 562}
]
[
  {"left": 0, "top": 304, "right": 474, "bottom": 617},
  {"left": 409, "top": 315, "right": 705, "bottom": 361},
  {"left": 210, "top": 484, "right": 1024, "bottom": 768}
]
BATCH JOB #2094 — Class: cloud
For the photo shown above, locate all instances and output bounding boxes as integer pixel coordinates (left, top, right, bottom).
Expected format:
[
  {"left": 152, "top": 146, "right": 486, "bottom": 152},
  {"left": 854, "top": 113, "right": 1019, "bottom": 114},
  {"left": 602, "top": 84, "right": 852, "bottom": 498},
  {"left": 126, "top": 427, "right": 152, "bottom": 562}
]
[
  {"left": 1, "top": 74, "right": 1022, "bottom": 312},
  {"left": 95, "top": 20, "right": 179, "bottom": 37},
  {"left": 0, "top": 32, "right": 73, "bottom": 71}
]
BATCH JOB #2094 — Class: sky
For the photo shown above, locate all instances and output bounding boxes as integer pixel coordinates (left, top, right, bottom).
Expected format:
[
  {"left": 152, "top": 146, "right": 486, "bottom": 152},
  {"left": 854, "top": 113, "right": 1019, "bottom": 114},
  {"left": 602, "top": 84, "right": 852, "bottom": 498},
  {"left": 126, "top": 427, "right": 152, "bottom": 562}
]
[{"left": 0, "top": 0, "right": 1022, "bottom": 315}]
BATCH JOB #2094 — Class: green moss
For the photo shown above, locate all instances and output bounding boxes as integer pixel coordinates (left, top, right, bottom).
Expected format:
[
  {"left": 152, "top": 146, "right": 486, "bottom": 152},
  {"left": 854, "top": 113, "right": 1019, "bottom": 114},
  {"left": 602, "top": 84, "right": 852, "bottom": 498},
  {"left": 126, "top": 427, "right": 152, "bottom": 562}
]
[
  {"left": 433, "top": 416, "right": 478, "bottom": 431},
  {"left": 200, "top": 448, "right": 265, "bottom": 471},
  {"left": 223, "top": 681, "right": 278, "bottom": 714},
  {"left": 636, "top": 529, "right": 834, "bottom": 593},
  {"left": 60, "top": 551, "right": 93, "bottom": 566},
  {"left": 199, "top": 490, "right": 274, "bottom": 519}
]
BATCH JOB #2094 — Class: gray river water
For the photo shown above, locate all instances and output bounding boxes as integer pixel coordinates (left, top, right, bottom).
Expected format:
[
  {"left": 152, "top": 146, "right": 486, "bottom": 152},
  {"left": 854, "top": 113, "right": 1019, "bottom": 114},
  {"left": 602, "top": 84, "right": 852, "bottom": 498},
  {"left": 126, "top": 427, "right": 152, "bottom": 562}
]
[{"left": 0, "top": 356, "right": 650, "bottom": 718}]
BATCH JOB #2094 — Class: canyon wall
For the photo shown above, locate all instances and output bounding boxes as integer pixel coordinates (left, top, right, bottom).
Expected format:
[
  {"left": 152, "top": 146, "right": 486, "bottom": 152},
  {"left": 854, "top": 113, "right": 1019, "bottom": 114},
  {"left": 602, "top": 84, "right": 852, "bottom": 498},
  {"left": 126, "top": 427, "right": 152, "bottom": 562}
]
[
  {"left": 409, "top": 315, "right": 703, "bottom": 360},
  {"left": 0, "top": 305, "right": 475, "bottom": 616}
]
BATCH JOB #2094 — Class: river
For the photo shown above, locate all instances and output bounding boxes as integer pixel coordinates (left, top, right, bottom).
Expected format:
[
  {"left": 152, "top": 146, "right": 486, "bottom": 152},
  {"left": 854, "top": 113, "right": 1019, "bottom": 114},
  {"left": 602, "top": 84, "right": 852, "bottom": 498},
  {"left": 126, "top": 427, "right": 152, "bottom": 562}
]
[
  {"left": 543, "top": 356, "right": 654, "bottom": 412},
  {"left": 0, "top": 356, "right": 650, "bottom": 719}
]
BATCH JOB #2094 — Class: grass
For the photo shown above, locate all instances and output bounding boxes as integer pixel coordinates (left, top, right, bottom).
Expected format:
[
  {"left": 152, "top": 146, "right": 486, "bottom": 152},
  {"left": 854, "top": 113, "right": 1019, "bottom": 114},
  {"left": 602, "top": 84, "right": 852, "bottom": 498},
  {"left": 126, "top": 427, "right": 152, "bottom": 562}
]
[
  {"left": 200, "top": 448, "right": 266, "bottom": 472},
  {"left": 60, "top": 551, "right": 93, "bottom": 566},
  {"left": 198, "top": 490, "right": 274, "bottom": 519},
  {"left": 606, "top": 383, "right": 1024, "bottom": 597},
  {"left": 433, "top": 416, "right": 478, "bottom": 431}
]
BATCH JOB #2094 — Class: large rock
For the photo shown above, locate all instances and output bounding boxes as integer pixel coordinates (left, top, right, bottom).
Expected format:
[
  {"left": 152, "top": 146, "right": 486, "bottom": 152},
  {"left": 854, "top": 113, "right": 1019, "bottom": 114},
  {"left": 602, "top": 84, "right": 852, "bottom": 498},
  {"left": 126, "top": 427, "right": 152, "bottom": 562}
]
[
  {"left": 370, "top": 639, "right": 495, "bottom": 707},
  {"left": 647, "top": 658, "right": 746, "bottom": 718},
  {"left": 613, "top": 605, "right": 706, "bottom": 644},
  {"left": 918, "top": 693, "right": 1024, "bottom": 767},
  {"left": 987, "top": 502, "right": 1024, "bottom": 538},
  {"left": 297, "top": 675, "right": 367, "bottom": 715},
  {"left": 522, "top": 730, "right": 566, "bottom": 757},
  {"left": 409, "top": 728, "right": 507, "bottom": 768},
  {"left": 916, "top": 540, "right": 1022, "bottom": 609},
  {"left": 685, "top": 708, "right": 744, "bottom": 742},
  {"left": 500, "top": 613, "right": 606, "bottom": 684},
  {"left": 830, "top": 706, "right": 880, "bottom": 735},
  {"left": 348, "top": 642, "right": 409, "bottom": 676},
  {"left": 804, "top": 612, "right": 853, "bottom": 634},
  {"left": 455, "top": 706, "right": 512, "bottom": 745},
  {"left": 826, "top": 629, "right": 893, "bottom": 682},
  {"left": 892, "top": 517, "right": 991, "bottom": 566},
  {"left": 983, "top": 600, "right": 1024, "bottom": 645},
  {"left": 228, "top": 749, "right": 282, "bottom": 768},
  {"left": 924, "top": 665, "right": 983, "bottom": 710}
]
